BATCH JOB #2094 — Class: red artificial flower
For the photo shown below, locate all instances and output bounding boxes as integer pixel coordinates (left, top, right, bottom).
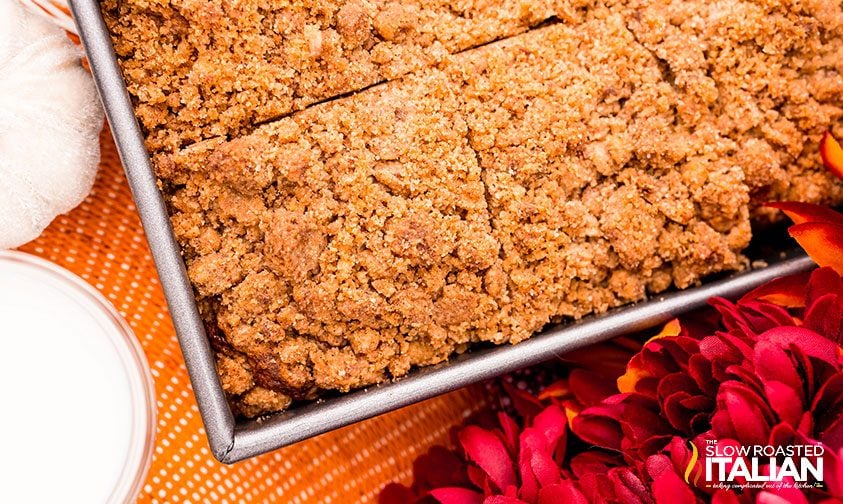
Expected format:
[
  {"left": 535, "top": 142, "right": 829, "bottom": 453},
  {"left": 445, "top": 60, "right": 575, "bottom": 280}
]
[
  {"left": 381, "top": 404, "right": 586, "bottom": 504},
  {"left": 383, "top": 134, "right": 843, "bottom": 504},
  {"left": 574, "top": 266, "right": 843, "bottom": 500}
]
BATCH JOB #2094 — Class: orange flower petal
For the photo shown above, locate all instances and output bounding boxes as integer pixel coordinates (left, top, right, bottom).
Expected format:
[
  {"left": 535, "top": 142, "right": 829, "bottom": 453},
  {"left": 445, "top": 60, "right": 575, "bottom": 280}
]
[
  {"left": 766, "top": 201, "right": 843, "bottom": 225},
  {"left": 562, "top": 400, "right": 580, "bottom": 424},
  {"left": 820, "top": 131, "right": 843, "bottom": 180},
  {"left": 616, "top": 320, "right": 680, "bottom": 393},
  {"left": 738, "top": 271, "right": 811, "bottom": 308},
  {"left": 618, "top": 319, "right": 682, "bottom": 394},
  {"left": 537, "top": 380, "right": 570, "bottom": 401},
  {"left": 646, "top": 318, "right": 682, "bottom": 344},
  {"left": 616, "top": 366, "right": 650, "bottom": 394},
  {"left": 789, "top": 221, "right": 843, "bottom": 275}
]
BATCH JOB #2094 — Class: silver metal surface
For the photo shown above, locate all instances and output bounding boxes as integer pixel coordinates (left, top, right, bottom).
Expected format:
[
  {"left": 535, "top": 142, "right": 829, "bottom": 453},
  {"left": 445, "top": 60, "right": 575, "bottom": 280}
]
[
  {"left": 69, "top": 0, "right": 816, "bottom": 464},
  {"left": 70, "top": 0, "right": 235, "bottom": 460}
]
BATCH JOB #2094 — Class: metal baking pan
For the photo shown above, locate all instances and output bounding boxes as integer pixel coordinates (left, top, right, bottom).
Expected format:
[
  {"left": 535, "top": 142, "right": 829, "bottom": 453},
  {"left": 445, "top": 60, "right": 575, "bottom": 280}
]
[{"left": 70, "top": 0, "right": 816, "bottom": 463}]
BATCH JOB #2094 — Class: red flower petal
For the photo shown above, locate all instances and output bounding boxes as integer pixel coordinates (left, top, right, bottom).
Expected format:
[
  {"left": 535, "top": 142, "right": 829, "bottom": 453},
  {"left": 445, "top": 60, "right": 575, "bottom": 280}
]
[
  {"left": 757, "top": 488, "right": 809, "bottom": 504},
  {"left": 569, "top": 451, "right": 623, "bottom": 479},
  {"left": 498, "top": 413, "right": 520, "bottom": 457},
  {"left": 738, "top": 270, "right": 811, "bottom": 308},
  {"left": 766, "top": 201, "right": 843, "bottom": 225},
  {"left": 607, "top": 467, "right": 651, "bottom": 504},
  {"left": 699, "top": 334, "right": 751, "bottom": 382},
  {"left": 681, "top": 395, "right": 714, "bottom": 412},
  {"left": 797, "top": 412, "right": 814, "bottom": 438},
  {"left": 617, "top": 355, "right": 651, "bottom": 394},
  {"left": 661, "top": 391, "right": 696, "bottom": 433},
  {"left": 789, "top": 221, "right": 843, "bottom": 275},
  {"left": 767, "top": 422, "right": 800, "bottom": 451},
  {"left": 688, "top": 354, "right": 716, "bottom": 396},
  {"left": 571, "top": 402, "right": 624, "bottom": 450},
  {"left": 734, "top": 300, "right": 797, "bottom": 333},
  {"left": 380, "top": 483, "right": 417, "bottom": 504},
  {"left": 724, "top": 364, "right": 765, "bottom": 394},
  {"left": 709, "top": 297, "right": 758, "bottom": 338},
  {"left": 576, "top": 473, "right": 612, "bottom": 503},
  {"left": 753, "top": 340, "right": 803, "bottom": 399},
  {"left": 519, "top": 428, "right": 549, "bottom": 456},
  {"left": 804, "top": 293, "right": 843, "bottom": 344},
  {"left": 458, "top": 426, "right": 517, "bottom": 492},
  {"left": 429, "top": 487, "right": 484, "bottom": 504},
  {"left": 812, "top": 373, "right": 843, "bottom": 446},
  {"left": 658, "top": 372, "right": 701, "bottom": 400},
  {"left": 658, "top": 374, "right": 706, "bottom": 433},
  {"left": 537, "top": 482, "right": 589, "bottom": 504},
  {"left": 639, "top": 435, "right": 675, "bottom": 460},
  {"left": 570, "top": 369, "right": 618, "bottom": 408},
  {"left": 820, "top": 131, "right": 843, "bottom": 179},
  {"left": 536, "top": 380, "right": 569, "bottom": 402},
  {"left": 466, "top": 465, "right": 487, "bottom": 490},
  {"left": 788, "top": 344, "right": 818, "bottom": 401},
  {"left": 665, "top": 436, "right": 703, "bottom": 486},
  {"left": 532, "top": 404, "right": 567, "bottom": 449},
  {"left": 820, "top": 414, "right": 843, "bottom": 450},
  {"left": 711, "top": 490, "right": 741, "bottom": 504},
  {"left": 646, "top": 454, "right": 697, "bottom": 504},
  {"left": 712, "top": 381, "right": 774, "bottom": 446},
  {"left": 763, "top": 326, "right": 839, "bottom": 366},
  {"left": 763, "top": 381, "right": 804, "bottom": 426},
  {"left": 825, "top": 448, "right": 843, "bottom": 497},
  {"left": 621, "top": 342, "right": 697, "bottom": 397},
  {"left": 530, "top": 449, "right": 561, "bottom": 487},
  {"left": 517, "top": 446, "right": 539, "bottom": 503},
  {"left": 414, "top": 445, "right": 473, "bottom": 490},
  {"left": 806, "top": 267, "right": 843, "bottom": 306},
  {"left": 484, "top": 496, "right": 527, "bottom": 504},
  {"left": 501, "top": 380, "right": 544, "bottom": 421},
  {"left": 618, "top": 395, "right": 673, "bottom": 448}
]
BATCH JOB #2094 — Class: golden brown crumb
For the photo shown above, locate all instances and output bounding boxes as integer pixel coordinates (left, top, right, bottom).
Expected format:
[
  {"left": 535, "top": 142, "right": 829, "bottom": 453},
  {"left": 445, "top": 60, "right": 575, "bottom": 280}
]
[
  {"left": 453, "top": 12, "right": 752, "bottom": 339},
  {"left": 102, "top": 0, "right": 592, "bottom": 153},
  {"left": 216, "top": 353, "right": 253, "bottom": 396},
  {"left": 164, "top": 68, "right": 502, "bottom": 410},
  {"left": 607, "top": 0, "right": 843, "bottom": 209},
  {"left": 237, "top": 387, "right": 293, "bottom": 418}
]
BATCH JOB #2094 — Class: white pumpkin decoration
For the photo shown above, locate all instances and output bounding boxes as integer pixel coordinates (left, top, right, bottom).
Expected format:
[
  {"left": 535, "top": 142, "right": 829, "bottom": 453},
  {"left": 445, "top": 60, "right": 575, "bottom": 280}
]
[
  {"left": 0, "top": 0, "right": 103, "bottom": 249},
  {"left": 18, "top": 0, "right": 78, "bottom": 36}
]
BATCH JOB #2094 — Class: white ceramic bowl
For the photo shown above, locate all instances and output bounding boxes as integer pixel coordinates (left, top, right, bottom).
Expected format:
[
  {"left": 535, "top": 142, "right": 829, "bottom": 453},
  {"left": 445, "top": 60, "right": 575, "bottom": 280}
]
[{"left": 0, "top": 250, "right": 155, "bottom": 502}]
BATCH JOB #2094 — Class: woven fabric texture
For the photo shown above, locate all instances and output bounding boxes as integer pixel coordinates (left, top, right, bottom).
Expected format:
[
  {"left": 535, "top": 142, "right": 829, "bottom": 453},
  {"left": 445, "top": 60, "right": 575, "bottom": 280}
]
[{"left": 19, "top": 129, "right": 487, "bottom": 503}]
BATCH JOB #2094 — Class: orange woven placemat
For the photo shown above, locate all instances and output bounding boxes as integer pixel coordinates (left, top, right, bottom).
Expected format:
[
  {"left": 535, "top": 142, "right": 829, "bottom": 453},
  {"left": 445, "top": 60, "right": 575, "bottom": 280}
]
[{"left": 19, "top": 128, "right": 487, "bottom": 503}]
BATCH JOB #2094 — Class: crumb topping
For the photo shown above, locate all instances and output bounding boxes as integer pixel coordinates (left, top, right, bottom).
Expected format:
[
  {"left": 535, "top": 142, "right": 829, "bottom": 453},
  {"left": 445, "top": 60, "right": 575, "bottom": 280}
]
[
  {"left": 112, "top": 0, "right": 843, "bottom": 416},
  {"left": 102, "top": 0, "right": 592, "bottom": 153}
]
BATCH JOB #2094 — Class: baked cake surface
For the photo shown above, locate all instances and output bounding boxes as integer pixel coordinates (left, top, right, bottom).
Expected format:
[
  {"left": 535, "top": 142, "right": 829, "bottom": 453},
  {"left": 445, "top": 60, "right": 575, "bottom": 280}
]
[
  {"left": 103, "top": 0, "right": 593, "bottom": 153},
  {"left": 111, "top": 0, "right": 843, "bottom": 416},
  {"left": 609, "top": 0, "right": 843, "bottom": 208},
  {"left": 161, "top": 68, "right": 502, "bottom": 415}
]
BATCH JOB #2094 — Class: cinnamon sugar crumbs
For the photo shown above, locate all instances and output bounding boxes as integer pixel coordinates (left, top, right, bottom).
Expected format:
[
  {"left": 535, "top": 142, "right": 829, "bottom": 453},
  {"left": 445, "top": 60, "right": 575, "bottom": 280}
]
[
  {"left": 102, "top": 0, "right": 592, "bottom": 153},
  {"left": 113, "top": 0, "right": 843, "bottom": 416}
]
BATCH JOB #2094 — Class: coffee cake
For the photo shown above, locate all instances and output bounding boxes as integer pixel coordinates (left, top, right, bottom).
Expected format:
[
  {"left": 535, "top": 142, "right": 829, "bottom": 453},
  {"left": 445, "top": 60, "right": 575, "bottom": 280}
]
[{"left": 113, "top": 0, "right": 843, "bottom": 416}]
